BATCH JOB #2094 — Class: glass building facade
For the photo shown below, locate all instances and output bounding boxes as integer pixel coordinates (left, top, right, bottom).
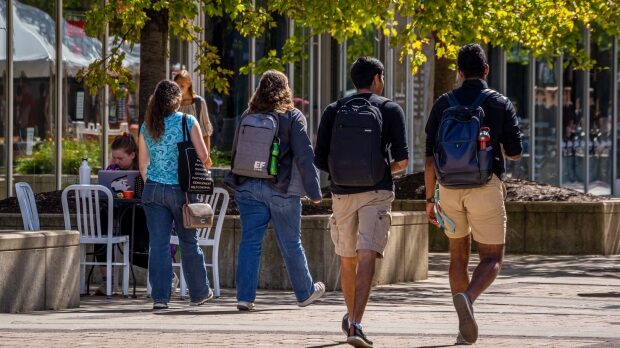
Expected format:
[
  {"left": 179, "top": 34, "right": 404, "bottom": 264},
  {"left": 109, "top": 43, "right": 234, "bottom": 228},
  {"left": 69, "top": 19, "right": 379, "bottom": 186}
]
[{"left": 0, "top": 1, "right": 618, "bottom": 198}]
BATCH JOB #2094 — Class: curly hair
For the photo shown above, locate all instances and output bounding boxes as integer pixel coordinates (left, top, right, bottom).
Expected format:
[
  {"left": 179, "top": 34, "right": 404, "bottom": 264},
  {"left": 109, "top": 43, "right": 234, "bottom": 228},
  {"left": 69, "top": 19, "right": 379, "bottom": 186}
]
[
  {"left": 144, "top": 80, "right": 182, "bottom": 141},
  {"left": 248, "top": 70, "right": 294, "bottom": 114}
]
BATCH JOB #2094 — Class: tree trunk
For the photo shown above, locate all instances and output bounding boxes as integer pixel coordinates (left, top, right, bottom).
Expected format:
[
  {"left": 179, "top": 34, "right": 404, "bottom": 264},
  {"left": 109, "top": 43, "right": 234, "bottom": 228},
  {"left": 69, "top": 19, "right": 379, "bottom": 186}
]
[
  {"left": 138, "top": 8, "right": 169, "bottom": 124},
  {"left": 433, "top": 56, "right": 457, "bottom": 101}
]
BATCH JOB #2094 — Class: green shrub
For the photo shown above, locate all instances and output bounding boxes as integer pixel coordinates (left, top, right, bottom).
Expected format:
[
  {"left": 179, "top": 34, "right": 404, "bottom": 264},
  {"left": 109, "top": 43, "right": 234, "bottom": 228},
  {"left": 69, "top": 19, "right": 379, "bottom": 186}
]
[
  {"left": 210, "top": 146, "right": 231, "bottom": 167},
  {"left": 15, "top": 138, "right": 101, "bottom": 175}
]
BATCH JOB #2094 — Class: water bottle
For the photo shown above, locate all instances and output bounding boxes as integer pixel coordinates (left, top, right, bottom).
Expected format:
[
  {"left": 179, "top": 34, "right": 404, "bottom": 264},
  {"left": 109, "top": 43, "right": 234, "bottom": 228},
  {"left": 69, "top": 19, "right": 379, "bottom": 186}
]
[
  {"left": 79, "top": 157, "right": 91, "bottom": 185},
  {"left": 478, "top": 127, "right": 491, "bottom": 150},
  {"left": 268, "top": 139, "right": 280, "bottom": 176}
]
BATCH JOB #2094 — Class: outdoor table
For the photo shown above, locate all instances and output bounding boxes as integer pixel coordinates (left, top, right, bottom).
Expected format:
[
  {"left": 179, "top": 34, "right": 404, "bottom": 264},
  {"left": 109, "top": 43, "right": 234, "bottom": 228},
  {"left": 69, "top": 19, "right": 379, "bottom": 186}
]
[{"left": 113, "top": 197, "right": 143, "bottom": 298}]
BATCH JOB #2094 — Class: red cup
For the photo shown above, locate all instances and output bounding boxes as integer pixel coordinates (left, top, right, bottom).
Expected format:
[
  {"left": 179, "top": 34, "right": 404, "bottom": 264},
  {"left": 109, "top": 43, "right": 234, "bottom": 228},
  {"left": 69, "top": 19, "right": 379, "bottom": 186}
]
[{"left": 123, "top": 191, "right": 134, "bottom": 199}]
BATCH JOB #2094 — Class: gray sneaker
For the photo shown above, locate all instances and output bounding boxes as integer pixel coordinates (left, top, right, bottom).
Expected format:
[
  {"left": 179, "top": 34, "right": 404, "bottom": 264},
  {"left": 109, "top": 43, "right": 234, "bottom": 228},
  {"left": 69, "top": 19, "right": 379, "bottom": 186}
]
[
  {"left": 237, "top": 301, "right": 256, "bottom": 311},
  {"left": 453, "top": 293, "right": 478, "bottom": 344},
  {"left": 455, "top": 332, "right": 473, "bottom": 345},
  {"left": 298, "top": 282, "right": 326, "bottom": 307},
  {"left": 189, "top": 289, "right": 214, "bottom": 306}
]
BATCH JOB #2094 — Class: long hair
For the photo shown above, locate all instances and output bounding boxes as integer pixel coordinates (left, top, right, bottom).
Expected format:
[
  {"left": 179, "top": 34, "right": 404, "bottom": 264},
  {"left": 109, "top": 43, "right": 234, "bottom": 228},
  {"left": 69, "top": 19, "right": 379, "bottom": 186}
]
[
  {"left": 111, "top": 132, "right": 138, "bottom": 170},
  {"left": 144, "top": 80, "right": 182, "bottom": 141},
  {"left": 173, "top": 70, "right": 196, "bottom": 98},
  {"left": 248, "top": 70, "right": 294, "bottom": 114}
]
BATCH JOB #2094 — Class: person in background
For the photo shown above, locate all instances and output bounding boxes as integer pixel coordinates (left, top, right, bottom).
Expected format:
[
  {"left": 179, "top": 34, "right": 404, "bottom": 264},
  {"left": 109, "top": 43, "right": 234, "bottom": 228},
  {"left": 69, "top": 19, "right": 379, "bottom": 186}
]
[
  {"left": 139, "top": 80, "right": 212, "bottom": 310},
  {"left": 174, "top": 70, "right": 213, "bottom": 167},
  {"left": 107, "top": 132, "right": 138, "bottom": 170}
]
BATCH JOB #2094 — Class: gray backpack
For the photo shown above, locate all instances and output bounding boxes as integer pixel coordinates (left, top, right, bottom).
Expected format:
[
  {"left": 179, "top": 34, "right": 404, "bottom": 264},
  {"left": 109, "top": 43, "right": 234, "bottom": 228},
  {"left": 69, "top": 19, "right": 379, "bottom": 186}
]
[{"left": 231, "top": 112, "right": 279, "bottom": 178}]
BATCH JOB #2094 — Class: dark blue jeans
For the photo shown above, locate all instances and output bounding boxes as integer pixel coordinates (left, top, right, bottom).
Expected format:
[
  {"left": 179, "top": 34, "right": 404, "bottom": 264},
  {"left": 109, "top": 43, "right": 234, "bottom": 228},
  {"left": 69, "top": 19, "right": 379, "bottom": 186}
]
[
  {"left": 235, "top": 179, "right": 314, "bottom": 302},
  {"left": 142, "top": 181, "right": 211, "bottom": 303}
]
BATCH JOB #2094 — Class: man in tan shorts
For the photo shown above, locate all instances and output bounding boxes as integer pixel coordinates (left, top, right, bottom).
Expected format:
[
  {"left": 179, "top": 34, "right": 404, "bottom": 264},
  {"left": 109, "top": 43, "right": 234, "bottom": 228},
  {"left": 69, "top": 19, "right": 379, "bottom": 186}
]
[
  {"left": 314, "top": 57, "right": 409, "bottom": 348},
  {"left": 424, "top": 44, "right": 522, "bottom": 345}
]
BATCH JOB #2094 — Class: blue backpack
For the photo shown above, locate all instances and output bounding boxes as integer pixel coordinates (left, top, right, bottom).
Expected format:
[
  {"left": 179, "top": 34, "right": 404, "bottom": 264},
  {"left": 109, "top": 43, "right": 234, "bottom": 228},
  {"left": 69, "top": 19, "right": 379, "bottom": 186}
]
[{"left": 433, "top": 89, "right": 495, "bottom": 188}]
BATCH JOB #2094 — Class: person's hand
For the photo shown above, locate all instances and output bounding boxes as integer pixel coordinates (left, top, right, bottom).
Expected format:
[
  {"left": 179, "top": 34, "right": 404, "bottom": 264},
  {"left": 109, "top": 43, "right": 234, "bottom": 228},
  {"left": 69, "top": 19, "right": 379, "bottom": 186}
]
[
  {"left": 312, "top": 199, "right": 321, "bottom": 204},
  {"left": 426, "top": 202, "right": 439, "bottom": 227},
  {"left": 204, "top": 156, "right": 213, "bottom": 169}
]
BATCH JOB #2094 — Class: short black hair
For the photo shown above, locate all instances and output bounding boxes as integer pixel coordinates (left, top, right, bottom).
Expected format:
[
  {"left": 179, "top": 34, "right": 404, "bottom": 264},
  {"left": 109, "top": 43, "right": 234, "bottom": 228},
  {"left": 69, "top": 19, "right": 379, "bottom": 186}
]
[
  {"left": 457, "top": 44, "right": 487, "bottom": 78},
  {"left": 350, "top": 57, "right": 384, "bottom": 89}
]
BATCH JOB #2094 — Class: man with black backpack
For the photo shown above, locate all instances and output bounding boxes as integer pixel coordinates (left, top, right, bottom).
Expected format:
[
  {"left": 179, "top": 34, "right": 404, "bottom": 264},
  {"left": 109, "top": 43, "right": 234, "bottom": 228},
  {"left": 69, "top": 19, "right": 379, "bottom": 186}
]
[
  {"left": 424, "top": 44, "right": 522, "bottom": 345},
  {"left": 314, "top": 57, "right": 409, "bottom": 348}
]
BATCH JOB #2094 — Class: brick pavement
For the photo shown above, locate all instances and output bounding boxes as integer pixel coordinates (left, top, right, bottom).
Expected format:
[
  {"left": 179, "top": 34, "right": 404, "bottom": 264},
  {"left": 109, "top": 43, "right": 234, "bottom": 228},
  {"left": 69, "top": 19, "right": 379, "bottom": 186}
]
[{"left": 0, "top": 253, "right": 619, "bottom": 347}]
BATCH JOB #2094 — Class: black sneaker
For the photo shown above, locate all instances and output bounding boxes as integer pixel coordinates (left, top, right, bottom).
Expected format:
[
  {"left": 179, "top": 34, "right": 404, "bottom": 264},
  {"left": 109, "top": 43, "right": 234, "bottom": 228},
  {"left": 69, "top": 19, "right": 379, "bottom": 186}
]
[
  {"left": 153, "top": 302, "right": 168, "bottom": 310},
  {"left": 347, "top": 323, "right": 373, "bottom": 348},
  {"left": 341, "top": 313, "right": 349, "bottom": 335}
]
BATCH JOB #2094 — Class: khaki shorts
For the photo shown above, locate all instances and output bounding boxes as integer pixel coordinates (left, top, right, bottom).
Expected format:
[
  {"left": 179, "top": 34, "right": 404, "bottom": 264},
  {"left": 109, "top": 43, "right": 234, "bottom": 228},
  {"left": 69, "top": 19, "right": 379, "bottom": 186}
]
[
  {"left": 330, "top": 190, "right": 395, "bottom": 258},
  {"left": 438, "top": 175, "right": 507, "bottom": 245}
]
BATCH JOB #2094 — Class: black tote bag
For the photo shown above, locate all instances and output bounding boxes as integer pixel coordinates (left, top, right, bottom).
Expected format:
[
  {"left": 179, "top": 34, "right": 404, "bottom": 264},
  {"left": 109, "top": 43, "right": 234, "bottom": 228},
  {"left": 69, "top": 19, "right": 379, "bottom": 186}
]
[{"left": 177, "top": 114, "right": 214, "bottom": 194}]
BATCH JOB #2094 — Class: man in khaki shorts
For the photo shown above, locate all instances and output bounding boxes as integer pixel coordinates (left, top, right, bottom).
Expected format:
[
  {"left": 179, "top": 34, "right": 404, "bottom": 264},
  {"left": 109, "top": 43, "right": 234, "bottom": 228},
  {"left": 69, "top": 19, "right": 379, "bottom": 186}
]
[
  {"left": 314, "top": 57, "right": 409, "bottom": 348},
  {"left": 424, "top": 44, "right": 522, "bottom": 345}
]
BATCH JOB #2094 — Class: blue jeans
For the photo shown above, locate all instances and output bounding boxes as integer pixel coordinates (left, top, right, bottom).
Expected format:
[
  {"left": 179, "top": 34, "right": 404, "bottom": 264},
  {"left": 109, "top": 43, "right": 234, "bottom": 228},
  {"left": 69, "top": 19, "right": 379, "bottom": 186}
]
[
  {"left": 235, "top": 179, "right": 314, "bottom": 303},
  {"left": 142, "top": 181, "right": 211, "bottom": 303}
]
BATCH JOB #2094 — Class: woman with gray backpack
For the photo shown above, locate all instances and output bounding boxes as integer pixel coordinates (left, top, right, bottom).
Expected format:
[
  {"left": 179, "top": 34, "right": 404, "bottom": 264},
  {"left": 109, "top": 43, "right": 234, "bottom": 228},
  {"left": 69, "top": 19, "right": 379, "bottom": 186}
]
[{"left": 225, "top": 70, "right": 325, "bottom": 311}]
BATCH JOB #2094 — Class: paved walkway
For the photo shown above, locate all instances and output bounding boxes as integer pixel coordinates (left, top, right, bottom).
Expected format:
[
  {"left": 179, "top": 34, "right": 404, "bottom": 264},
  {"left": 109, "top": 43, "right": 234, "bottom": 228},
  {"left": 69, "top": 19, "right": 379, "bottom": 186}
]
[{"left": 1, "top": 253, "right": 619, "bottom": 347}]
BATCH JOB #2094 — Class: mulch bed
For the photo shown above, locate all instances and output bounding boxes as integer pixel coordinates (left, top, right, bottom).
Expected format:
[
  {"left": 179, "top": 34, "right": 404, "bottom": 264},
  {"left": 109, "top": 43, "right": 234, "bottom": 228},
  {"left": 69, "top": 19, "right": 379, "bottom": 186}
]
[{"left": 0, "top": 172, "right": 602, "bottom": 217}]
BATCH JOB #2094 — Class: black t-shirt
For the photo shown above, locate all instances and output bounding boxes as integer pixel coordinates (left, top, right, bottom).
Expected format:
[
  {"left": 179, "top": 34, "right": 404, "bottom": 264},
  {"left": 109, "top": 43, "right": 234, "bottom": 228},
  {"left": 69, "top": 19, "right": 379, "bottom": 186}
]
[
  {"left": 314, "top": 93, "right": 409, "bottom": 194},
  {"left": 425, "top": 79, "right": 522, "bottom": 179}
]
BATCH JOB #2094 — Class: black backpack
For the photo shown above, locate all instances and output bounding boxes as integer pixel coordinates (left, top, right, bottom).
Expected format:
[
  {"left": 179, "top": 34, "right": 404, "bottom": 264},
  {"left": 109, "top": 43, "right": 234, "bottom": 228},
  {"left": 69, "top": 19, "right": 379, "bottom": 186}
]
[
  {"left": 433, "top": 89, "right": 495, "bottom": 188},
  {"left": 328, "top": 97, "right": 388, "bottom": 186}
]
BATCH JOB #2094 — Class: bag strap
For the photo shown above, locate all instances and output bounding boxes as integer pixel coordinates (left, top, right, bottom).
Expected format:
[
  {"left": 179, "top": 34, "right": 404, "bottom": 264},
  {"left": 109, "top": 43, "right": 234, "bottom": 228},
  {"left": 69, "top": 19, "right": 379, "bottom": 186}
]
[
  {"left": 446, "top": 92, "right": 460, "bottom": 107},
  {"left": 194, "top": 96, "right": 202, "bottom": 119},
  {"left": 181, "top": 113, "right": 191, "bottom": 142}
]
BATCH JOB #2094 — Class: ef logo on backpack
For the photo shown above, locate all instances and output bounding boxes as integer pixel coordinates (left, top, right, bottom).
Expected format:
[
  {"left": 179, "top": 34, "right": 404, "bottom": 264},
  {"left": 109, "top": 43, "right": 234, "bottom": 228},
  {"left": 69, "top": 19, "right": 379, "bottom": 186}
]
[{"left": 433, "top": 89, "right": 496, "bottom": 188}]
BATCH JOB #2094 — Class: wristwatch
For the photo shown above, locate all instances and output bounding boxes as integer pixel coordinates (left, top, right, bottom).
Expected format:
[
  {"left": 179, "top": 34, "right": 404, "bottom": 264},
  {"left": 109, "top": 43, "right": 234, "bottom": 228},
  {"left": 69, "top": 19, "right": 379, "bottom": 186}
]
[{"left": 426, "top": 196, "right": 435, "bottom": 204}]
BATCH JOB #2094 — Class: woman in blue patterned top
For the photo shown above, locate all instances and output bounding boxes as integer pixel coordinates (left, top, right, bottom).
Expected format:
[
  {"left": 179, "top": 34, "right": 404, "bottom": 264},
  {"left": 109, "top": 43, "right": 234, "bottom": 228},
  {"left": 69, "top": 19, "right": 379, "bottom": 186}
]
[{"left": 138, "top": 80, "right": 212, "bottom": 310}]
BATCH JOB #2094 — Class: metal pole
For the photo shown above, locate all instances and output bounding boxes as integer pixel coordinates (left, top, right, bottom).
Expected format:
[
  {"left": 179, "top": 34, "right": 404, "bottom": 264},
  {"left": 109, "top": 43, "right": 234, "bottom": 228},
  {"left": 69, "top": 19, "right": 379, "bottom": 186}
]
[
  {"left": 287, "top": 19, "right": 294, "bottom": 91},
  {"left": 613, "top": 37, "right": 618, "bottom": 195},
  {"left": 102, "top": 0, "right": 109, "bottom": 169},
  {"left": 499, "top": 48, "right": 507, "bottom": 95},
  {"left": 584, "top": 29, "right": 591, "bottom": 193},
  {"left": 528, "top": 56, "right": 536, "bottom": 181},
  {"left": 557, "top": 57, "right": 564, "bottom": 186},
  {"left": 55, "top": 0, "right": 63, "bottom": 190},
  {"left": 6, "top": 0, "right": 14, "bottom": 197}
]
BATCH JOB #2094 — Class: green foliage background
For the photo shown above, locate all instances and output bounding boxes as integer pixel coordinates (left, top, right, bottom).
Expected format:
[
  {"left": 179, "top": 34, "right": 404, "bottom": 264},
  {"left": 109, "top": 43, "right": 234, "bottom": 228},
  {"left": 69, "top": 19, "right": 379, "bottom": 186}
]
[{"left": 15, "top": 139, "right": 101, "bottom": 175}]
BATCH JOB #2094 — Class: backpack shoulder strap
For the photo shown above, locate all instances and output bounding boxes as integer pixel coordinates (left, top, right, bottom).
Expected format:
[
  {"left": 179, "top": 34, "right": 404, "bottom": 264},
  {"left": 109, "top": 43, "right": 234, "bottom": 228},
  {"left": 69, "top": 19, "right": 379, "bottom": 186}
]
[
  {"left": 446, "top": 92, "right": 460, "bottom": 107},
  {"left": 194, "top": 96, "right": 202, "bottom": 117},
  {"left": 470, "top": 89, "right": 494, "bottom": 109}
]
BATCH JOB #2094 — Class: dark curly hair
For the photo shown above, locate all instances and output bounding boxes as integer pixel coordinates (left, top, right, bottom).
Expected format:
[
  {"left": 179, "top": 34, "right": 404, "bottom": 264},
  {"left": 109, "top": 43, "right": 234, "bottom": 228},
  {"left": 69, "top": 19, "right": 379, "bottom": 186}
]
[
  {"left": 144, "top": 80, "right": 182, "bottom": 141},
  {"left": 248, "top": 70, "right": 294, "bottom": 114}
]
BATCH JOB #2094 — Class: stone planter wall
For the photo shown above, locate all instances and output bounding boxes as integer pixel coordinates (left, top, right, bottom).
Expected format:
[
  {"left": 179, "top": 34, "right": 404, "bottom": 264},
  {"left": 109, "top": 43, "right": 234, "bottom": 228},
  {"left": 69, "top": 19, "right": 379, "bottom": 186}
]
[
  {"left": 390, "top": 200, "right": 620, "bottom": 255},
  {"left": 0, "top": 230, "right": 80, "bottom": 313},
  {"left": 0, "top": 211, "right": 428, "bottom": 290}
]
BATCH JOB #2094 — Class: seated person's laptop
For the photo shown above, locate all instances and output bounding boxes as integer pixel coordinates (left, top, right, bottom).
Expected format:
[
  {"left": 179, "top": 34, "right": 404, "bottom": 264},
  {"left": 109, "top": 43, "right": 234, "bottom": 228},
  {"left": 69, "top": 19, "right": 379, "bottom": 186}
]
[{"left": 98, "top": 170, "right": 140, "bottom": 194}]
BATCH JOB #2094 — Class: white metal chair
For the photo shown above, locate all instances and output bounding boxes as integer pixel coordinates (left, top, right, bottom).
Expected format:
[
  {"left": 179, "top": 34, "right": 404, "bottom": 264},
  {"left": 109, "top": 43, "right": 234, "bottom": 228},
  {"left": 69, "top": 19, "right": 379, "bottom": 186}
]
[
  {"left": 15, "top": 182, "right": 39, "bottom": 231},
  {"left": 147, "top": 188, "right": 230, "bottom": 299},
  {"left": 61, "top": 184, "right": 130, "bottom": 297}
]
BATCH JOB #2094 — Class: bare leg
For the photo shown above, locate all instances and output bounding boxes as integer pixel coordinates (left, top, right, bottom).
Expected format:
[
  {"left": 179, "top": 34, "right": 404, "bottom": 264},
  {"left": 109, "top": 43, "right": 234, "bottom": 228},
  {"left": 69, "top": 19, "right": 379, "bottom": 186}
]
[
  {"left": 448, "top": 235, "right": 471, "bottom": 295},
  {"left": 466, "top": 243, "right": 505, "bottom": 303},
  {"left": 340, "top": 256, "right": 357, "bottom": 317},
  {"left": 350, "top": 250, "right": 377, "bottom": 324}
]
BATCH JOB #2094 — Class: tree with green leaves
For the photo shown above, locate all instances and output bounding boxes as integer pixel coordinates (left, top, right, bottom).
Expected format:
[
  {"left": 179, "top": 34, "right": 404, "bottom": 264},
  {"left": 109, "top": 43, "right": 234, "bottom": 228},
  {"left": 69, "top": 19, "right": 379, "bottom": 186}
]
[{"left": 79, "top": 0, "right": 620, "bottom": 122}]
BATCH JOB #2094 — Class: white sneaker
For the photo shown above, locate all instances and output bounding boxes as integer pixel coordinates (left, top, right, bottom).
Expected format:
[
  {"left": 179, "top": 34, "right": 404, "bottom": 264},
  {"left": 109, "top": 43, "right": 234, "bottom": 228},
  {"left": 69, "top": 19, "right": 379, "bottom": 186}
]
[
  {"left": 171, "top": 272, "right": 179, "bottom": 293},
  {"left": 298, "top": 282, "right": 326, "bottom": 307}
]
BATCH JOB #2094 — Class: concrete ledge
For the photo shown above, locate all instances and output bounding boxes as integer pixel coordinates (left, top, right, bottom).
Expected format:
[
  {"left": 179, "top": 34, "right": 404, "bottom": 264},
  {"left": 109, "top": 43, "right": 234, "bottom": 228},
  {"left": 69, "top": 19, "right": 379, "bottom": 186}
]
[
  {"left": 391, "top": 200, "right": 620, "bottom": 255},
  {"left": 0, "top": 230, "right": 80, "bottom": 313},
  {"left": 0, "top": 212, "right": 428, "bottom": 290}
]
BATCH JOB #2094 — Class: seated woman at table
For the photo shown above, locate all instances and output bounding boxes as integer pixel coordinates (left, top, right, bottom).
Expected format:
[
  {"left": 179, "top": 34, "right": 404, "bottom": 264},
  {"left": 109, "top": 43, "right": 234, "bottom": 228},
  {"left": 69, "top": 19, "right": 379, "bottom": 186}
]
[{"left": 94, "top": 133, "right": 149, "bottom": 295}]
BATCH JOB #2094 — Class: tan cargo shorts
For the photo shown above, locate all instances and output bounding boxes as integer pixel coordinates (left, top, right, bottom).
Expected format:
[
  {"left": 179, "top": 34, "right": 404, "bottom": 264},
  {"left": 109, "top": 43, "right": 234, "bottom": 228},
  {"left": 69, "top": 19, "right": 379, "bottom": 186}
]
[
  {"left": 438, "top": 175, "right": 507, "bottom": 245},
  {"left": 330, "top": 190, "right": 395, "bottom": 258}
]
